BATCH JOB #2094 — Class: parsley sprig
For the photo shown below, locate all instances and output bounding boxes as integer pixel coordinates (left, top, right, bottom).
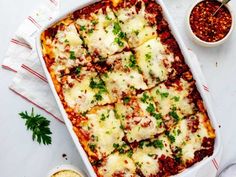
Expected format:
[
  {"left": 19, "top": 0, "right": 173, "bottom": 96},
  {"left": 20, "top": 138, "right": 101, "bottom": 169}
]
[{"left": 19, "top": 108, "right": 52, "bottom": 145}]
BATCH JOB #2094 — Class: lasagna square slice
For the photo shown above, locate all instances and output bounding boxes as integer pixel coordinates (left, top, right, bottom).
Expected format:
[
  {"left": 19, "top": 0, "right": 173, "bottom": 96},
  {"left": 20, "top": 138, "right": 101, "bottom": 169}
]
[
  {"left": 132, "top": 134, "right": 179, "bottom": 176},
  {"left": 150, "top": 76, "right": 196, "bottom": 129},
  {"left": 101, "top": 51, "right": 147, "bottom": 101},
  {"left": 97, "top": 151, "right": 138, "bottom": 177},
  {"left": 115, "top": 91, "right": 165, "bottom": 143},
  {"left": 61, "top": 67, "right": 112, "bottom": 113},
  {"left": 167, "top": 112, "right": 215, "bottom": 167},
  {"left": 135, "top": 38, "right": 176, "bottom": 88},
  {"left": 114, "top": 0, "right": 157, "bottom": 48},
  {"left": 76, "top": 105, "right": 125, "bottom": 161},
  {"left": 74, "top": 6, "right": 128, "bottom": 59},
  {"left": 41, "top": 18, "right": 91, "bottom": 76}
]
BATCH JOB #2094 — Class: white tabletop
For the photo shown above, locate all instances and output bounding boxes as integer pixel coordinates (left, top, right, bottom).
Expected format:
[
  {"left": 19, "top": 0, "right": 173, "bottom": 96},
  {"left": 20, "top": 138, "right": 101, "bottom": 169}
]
[{"left": 0, "top": 0, "right": 236, "bottom": 177}]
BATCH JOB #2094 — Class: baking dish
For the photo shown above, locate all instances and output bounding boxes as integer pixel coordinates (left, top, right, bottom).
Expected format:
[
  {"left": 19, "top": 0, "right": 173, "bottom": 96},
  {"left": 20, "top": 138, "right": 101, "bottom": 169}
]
[{"left": 36, "top": 0, "right": 221, "bottom": 176}]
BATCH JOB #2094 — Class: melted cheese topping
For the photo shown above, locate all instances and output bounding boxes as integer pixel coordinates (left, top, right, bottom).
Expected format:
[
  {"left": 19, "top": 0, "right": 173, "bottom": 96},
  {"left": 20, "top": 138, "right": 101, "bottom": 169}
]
[
  {"left": 50, "top": 23, "right": 90, "bottom": 81},
  {"left": 98, "top": 152, "right": 137, "bottom": 177},
  {"left": 81, "top": 106, "right": 124, "bottom": 159},
  {"left": 62, "top": 71, "right": 111, "bottom": 113},
  {"left": 132, "top": 135, "right": 172, "bottom": 176},
  {"left": 102, "top": 52, "right": 147, "bottom": 101},
  {"left": 115, "top": 92, "right": 165, "bottom": 143},
  {"left": 76, "top": 8, "right": 128, "bottom": 58},
  {"left": 170, "top": 112, "right": 212, "bottom": 162},
  {"left": 115, "top": 2, "right": 157, "bottom": 48},
  {"left": 150, "top": 78, "right": 195, "bottom": 125},
  {"left": 135, "top": 38, "right": 174, "bottom": 88},
  {"left": 52, "top": 23, "right": 88, "bottom": 66}
]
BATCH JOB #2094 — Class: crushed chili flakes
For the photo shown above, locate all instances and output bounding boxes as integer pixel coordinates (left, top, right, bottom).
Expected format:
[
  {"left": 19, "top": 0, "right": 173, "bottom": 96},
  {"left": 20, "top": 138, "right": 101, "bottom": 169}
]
[{"left": 190, "top": 0, "right": 232, "bottom": 42}]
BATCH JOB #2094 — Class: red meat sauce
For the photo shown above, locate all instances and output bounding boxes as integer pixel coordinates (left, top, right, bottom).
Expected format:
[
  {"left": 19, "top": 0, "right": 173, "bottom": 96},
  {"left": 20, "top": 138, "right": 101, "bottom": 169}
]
[{"left": 190, "top": 0, "right": 232, "bottom": 42}]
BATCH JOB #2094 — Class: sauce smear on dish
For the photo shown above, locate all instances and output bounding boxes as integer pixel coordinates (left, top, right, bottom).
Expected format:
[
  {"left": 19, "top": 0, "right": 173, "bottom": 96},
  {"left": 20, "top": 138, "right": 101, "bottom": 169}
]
[{"left": 190, "top": 0, "right": 232, "bottom": 42}]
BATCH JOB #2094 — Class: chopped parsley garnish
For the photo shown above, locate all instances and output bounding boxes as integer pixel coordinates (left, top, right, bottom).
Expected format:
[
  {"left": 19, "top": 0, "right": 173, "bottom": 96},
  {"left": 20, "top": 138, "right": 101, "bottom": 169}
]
[
  {"left": 114, "top": 37, "right": 124, "bottom": 47},
  {"left": 113, "top": 22, "right": 122, "bottom": 35},
  {"left": 138, "top": 141, "right": 145, "bottom": 149},
  {"left": 118, "top": 32, "right": 126, "bottom": 39},
  {"left": 156, "top": 89, "right": 169, "bottom": 99},
  {"left": 120, "top": 124, "right": 124, "bottom": 130},
  {"left": 105, "top": 15, "right": 112, "bottom": 21},
  {"left": 172, "top": 96, "right": 180, "bottom": 102},
  {"left": 123, "top": 96, "right": 131, "bottom": 104},
  {"left": 89, "top": 143, "right": 96, "bottom": 152},
  {"left": 133, "top": 30, "right": 140, "bottom": 36},
  {"left": 146, "top": 140, "right": 164, "bottom": 149},
  {"left": 100, "top": 114, "right": 105, "bottom": 121},
  {"left": 160, "top": 92, "right": 169, "bottom": 98},
  {"left": 69, "top": 51, "right": 76, "bottom": 60},
  {"left": 88, "top": 29, "right": 94, "bottom": 34},
  {"left": 19, "top": 108, "right": 52, "bottom": 145},
  {"left": 140, "top": 92, "right": 149, "bottom": 103},
  {"left": 113, "top": 143, "right": 119, "bottom": 149},
  {"left": 127, "top": 149, "right": 133, "bottom": 158},
  {"left": 94, "top": 92, "right": 103, "bottom": 101},
  {"left": 145, "top": 53, "right": 152, "bottom": 61},
  {"left": 113, "top": 143, "right": 127, "bottom": 154},
  {"left": 175, "top": 146, "right": 183, "bottom": 158},
  {"left": 75, "top": 66, "right": 82, "bottom": 75},
  {"left": 146, "top": 103, "right": 155, "bottom": 114},
  {"left": 64, "top": 39, "right": 69, "bottom": 43},
  {"left": 168, "top": 134, "right": 176, "bottom": 143},
  {"left": 152, "top": 113, "right": 162, "bottom": 120},
  {"left": 89, "top": 78, "right": 107, "bottom": 92},
  {"left": 92, "top": 20, "right": 98, "bottom": 26},
  {"left": 129, "top": 54, "right": 136, "bottom": 68},
  {"left": 80, "top": 25, "right": 86, "bottom": 31},
  {"left": 169, "top": 110, "right": 179, "bottom": 121},
  {"left": 100, "top": 113, "right": 109, "bottom": 121}
]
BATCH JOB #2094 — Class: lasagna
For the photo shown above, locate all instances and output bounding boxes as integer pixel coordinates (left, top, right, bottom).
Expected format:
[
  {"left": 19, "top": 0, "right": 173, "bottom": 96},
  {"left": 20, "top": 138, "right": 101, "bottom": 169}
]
[{"left": 40, "top": 0, "right": 215, "bottom": 176}]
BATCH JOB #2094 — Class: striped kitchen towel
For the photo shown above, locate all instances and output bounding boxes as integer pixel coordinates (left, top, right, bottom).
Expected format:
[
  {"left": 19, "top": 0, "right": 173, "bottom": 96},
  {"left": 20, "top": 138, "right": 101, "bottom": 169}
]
[{"left": 1, "top": 0, "right": 222, "bottom": 175}]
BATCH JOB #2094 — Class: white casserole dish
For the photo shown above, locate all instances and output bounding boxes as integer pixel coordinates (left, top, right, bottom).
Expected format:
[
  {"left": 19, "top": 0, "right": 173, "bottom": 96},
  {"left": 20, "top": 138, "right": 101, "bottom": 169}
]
[{"left": 36, "top": 0, "right": 221, "bottom": 176}]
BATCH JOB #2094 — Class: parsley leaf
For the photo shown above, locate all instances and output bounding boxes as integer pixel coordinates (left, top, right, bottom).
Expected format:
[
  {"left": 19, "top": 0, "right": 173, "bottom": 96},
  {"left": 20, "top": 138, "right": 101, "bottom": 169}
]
[
  {"left": 146, "top": 103, "right": 155, "bottom": 114},
  {"left": 160, "top": 92, "right": 169, "bottom": 98},
  {"left": 123, "top": 97, "right": 131, "bottom": 104},
  {"left": 94, "top": 92, "right": 103, "bottom": 101},
  {"left": 114, "top": 37, "right": 124, "bottom": 47},
  {"left": 127, "top": 149, "right": 133, "bottom": 158},
  {"left": 105, "top": 15, "right": 112, "bottom": 21},
  {"left": 140, "top": 92, "right": 149, "bottom": 103},
  {"left": 89, "top": 78, "right": 107, "bottom": 93},
  {"left": 145, "top": 53, "right": 152, "bottom": 61},
  {"left": 19, "top": 108, "right": 52, "bottom": 145},
  {"left": 146, "top": 140, "right": 164, "bottom": 149},
  {"left": 169, "top": 109, "right": 179, "bottom": 121},
  {"left": 80, "top": 25, "right": 86, "bottom": 31},
  {"left": 75, "top": 66, "right": 82, "bottom": 75},
  {"left": 172, "top": 96, "right": 180, "bottom": 102},
  {"left": 113, "top": 22, "right": 121, "bottom": 35},
  {"left": 89, "top": 143, "right": 96, "bottom": 152},
  {"left": 169, "top": 134, "right": 176, "bottom": 143},
  {"left": 118, "top": 32, "right": 126, "bottom": 39},
  {"left": 69, "top": 51, "right": 76, "bottom": 60},
  {"left": 129, "top": 54, "right": 136, "bottom": 68},
  {"left": 138, "top": 141, "right": 145, "bottom": 149}
]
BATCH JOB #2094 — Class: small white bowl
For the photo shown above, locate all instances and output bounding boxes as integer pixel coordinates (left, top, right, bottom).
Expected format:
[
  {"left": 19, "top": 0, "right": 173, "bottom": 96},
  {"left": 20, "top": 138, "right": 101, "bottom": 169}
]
[
  {"left": 186, "top": 0, "right": 234, "bottom": 47},
  {"left": 47, "top": 164, "right": 85, "bottom": 177}
]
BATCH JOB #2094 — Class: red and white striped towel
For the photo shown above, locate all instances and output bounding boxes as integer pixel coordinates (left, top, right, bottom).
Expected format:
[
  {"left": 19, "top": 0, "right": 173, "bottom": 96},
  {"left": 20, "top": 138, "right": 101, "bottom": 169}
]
[{"left": 1, "top": 0, "right": 222, "bottom": 176}]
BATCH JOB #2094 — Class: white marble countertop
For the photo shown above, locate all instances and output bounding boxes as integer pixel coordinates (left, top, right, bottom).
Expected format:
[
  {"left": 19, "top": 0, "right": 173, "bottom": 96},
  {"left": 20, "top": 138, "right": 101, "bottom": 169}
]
[{"left": 0, "top": 0, "right": 236, "bottom": 177}]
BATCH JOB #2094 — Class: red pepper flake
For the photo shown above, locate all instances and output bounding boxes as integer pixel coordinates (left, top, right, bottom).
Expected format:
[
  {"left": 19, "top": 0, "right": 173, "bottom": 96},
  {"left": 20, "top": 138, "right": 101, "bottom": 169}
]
[{"left": 190, "top": 0, "right": 232, "bottom": 42}]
